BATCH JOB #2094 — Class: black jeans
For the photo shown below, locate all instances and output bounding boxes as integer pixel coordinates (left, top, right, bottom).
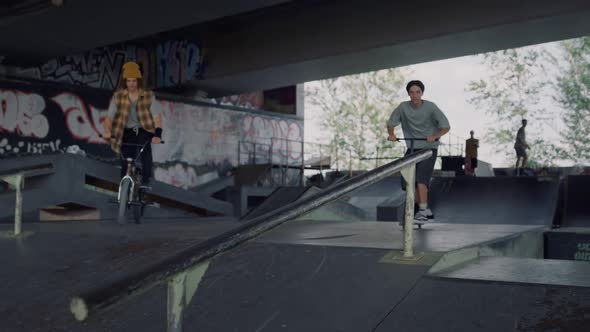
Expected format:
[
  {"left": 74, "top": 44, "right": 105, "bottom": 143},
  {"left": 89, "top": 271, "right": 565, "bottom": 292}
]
[{"left": 120, "top": 128, "right": 153, "bottom": 183}]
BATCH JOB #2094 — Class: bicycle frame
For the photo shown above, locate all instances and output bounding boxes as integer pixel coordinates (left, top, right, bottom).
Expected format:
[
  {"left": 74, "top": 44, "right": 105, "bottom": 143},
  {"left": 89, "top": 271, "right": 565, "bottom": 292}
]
[
  {"left": 117, "top": 140, "right": 151, "bottom": 203},
  {"left": 98, "top": 131, "right": 164, "bottom": 224}
]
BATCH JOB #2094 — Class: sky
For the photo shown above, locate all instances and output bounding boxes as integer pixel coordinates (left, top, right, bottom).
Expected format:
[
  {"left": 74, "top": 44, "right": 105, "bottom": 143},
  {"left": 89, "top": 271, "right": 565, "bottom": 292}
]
[{"left": 304, "top": 41, "right": 567, "bottom": 168}]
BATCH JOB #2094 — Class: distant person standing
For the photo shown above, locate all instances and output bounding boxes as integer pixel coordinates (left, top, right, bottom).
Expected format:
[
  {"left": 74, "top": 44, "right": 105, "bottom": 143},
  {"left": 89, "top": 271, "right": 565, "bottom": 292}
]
[
  {"left": 465, "top": 130, "right": 479, "bottom": 176},
  {"left": 514, "top": 119, "right": 530, "bottom": 174}
]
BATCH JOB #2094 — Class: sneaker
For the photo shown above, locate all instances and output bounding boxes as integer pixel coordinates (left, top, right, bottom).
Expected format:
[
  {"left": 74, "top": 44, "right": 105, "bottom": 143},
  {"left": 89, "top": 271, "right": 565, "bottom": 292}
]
[
  {"left": 414, "top": 209, "right": 429, "bottom": 223},
  {"left": 415, "top": 206, "right": 434, "bottom": 218}
]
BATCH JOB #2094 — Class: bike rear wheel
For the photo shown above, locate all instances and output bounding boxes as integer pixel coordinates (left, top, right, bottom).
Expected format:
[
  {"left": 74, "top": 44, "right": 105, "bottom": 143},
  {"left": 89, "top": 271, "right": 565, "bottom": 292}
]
[
  {"left": 132, "top": 205, "right": 141, "bottom": 224},
  {"left": 118, "top": 179, "right": 132, "bottom": 224},
  {"left": 132, "top": 188, "right": 147, "bottom": 224}
]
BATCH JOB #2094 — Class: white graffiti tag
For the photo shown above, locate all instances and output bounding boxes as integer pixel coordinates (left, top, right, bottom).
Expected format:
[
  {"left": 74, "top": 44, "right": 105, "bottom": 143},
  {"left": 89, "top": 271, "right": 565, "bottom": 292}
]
[
  {"left": 241, "top": 115, "right": 303, "bottom": 160},
  {"left": 0, "top": 89, "right": 49, "bottom": 138}
]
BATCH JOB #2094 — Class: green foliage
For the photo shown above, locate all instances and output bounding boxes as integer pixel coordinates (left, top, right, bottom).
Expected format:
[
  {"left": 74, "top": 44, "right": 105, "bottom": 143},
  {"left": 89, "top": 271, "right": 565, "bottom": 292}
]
[
  {"left": 553, "top": 37, "right": 590, "bottom": 164},
  {"left": 306, "top": 69, "right": 407, "bottom": 169},
  {"left": 466, "top": 48, "right": 558, "bottom": 166}
]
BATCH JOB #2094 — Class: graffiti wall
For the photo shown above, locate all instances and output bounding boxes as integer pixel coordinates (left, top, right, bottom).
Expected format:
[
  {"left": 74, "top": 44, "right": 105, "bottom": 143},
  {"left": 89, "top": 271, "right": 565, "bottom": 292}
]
[
  {"left": 0, "top": 86, "right": 110, "bottom": 157},
  {"left": 151, "top": 99, "right": 303, "bottom": 188},
  {"left": 0, "top": 80, "right": 303, "bottom": 189},
  {"left": 212, "top": 86, "right": 297, "bottom": 115},
  {"left": 13, "top": 40, "right": 203, "bottom": 91},
  {"left": 215, "top": 92, "right": 265, "bottom": 110}
]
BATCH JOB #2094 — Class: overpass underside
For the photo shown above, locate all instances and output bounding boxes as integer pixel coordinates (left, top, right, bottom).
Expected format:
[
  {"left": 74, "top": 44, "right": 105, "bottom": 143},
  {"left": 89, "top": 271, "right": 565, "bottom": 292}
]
[{"left": 2, "top": 1, "right": 590, "bottom": 96}]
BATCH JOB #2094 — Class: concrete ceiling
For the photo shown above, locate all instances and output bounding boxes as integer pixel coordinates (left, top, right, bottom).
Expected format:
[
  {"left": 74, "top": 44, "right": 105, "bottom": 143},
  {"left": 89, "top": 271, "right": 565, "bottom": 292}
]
[
  {"left": 0, "top": 0, "right": 292, "bottom": 64},
  {"left": 182, "top": 0, "right": 590, "bottom": 96},
  {"left": 2, "top": 0, "right": 590, "bottom": 97}
]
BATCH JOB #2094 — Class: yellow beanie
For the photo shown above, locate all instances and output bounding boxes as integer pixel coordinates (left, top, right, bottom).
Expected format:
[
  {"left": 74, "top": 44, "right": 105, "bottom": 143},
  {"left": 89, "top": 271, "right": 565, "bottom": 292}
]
[{"left": 122, "top": 61, "right": 142, "bottom": 79}]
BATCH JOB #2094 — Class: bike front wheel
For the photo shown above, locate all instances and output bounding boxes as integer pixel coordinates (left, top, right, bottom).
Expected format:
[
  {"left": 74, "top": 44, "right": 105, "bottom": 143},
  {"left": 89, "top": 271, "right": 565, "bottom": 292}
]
[{"left": 118, "top": 178, "right": 132, "bottom": 224}]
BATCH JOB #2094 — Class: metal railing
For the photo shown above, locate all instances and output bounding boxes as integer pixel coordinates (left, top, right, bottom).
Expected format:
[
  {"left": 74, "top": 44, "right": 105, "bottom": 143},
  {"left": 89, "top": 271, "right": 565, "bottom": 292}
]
[
  {"left": 358, "top": 133, "right": 467, "bottom": 171},
  {"left": 0, "top": 163, "right": 55, "bottom": 236},
  {"left": 439, "top": 133, "right": 465, "bottom": 157},
  {"left": 237, "top": 138, "right": 334, "bottom": 187},
  {"left": 237, "top": 138, "right": 304, "bottom": 186},
  {"left": 237, "top": 137, "right": 305, "bottom": 166},
  {"left": 69, "top": 150, "right": 432, "bottom": 330},
  {"left": 0, "top": 173, "right": 24, "bottom": 236}
]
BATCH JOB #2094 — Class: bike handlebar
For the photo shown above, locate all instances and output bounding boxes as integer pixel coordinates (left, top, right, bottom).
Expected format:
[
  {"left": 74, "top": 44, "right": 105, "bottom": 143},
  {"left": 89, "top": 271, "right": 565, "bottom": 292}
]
[
  {"left": 120, "top": 141, "right": 165, "bottom": 147},
  {"left": 98, "top": 134, "right": 165, "bottom": 144}
]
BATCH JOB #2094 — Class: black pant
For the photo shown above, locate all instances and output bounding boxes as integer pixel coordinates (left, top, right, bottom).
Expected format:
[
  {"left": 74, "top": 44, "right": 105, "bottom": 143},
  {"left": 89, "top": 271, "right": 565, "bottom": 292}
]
[
  {"left": 120, "top": 128, "right": 153, "bottom": 183},
  {"left": 401, "top": 148, "right": 438, "bottom": 191}
]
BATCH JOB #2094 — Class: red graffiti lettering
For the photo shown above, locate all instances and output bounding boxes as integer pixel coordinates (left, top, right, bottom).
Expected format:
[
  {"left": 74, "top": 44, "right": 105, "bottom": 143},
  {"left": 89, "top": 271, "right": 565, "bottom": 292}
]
[{"left": 51, "top": 92, "right": 106, "bottom": 144}]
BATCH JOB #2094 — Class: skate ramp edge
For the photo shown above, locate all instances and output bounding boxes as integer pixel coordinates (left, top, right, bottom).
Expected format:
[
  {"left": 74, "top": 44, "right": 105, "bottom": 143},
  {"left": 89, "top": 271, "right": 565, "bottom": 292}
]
[
  {"left": 241, "top": 186, "right": 309, "bottom": 221},
  {"left": 563, "top": 175, "right": 590, "bottom": 227},
  {"left": 0, "top": 154, "right": 232, "bottom": 221},
  {"left": 428, "top": 227, "right": 545, "bottom": 274},
  {"left": 295, "top": 186, "right": 369, "bottom": 222},
  {"left": 244, "top": 186, "right": 368, "bottom": 222}
]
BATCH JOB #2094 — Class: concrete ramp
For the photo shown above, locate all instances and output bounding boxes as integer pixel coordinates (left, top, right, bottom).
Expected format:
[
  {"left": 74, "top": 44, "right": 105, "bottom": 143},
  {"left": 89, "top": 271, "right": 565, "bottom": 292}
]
[
  {"left": 234, "top": 164, "right": 271, "bottom": 186},
  {"left": 241, "top": 187, "right": 310, "bottom": 220},
  {"left": 563, "top": 175, "right": 590, "bottom": 227},
  {"left": 429, "top": 176, "right": 560, "bottom": 225},
  {"left": 297, "top": 187, "right": 369, "bottom": 221},
  {"left": 376, "top": 193, "right": 406, "bottom": 222},
  {"left": 242, "top": 186, "right": 368, "bottom": 222},
  {"left": 432, "top": 256, "right": 590, "bottom": 287},
  {"left": 0, "top": 154, "right": 233, "bottom": 222},
  {"left": 191, "top": 175, "right": 234, "bottom": 196},
  {"left": 346, "top": 175, "right": 404, "bottom": 220},
  {"left": 375, "top": 264, "right": 590, "bottom": 332}
]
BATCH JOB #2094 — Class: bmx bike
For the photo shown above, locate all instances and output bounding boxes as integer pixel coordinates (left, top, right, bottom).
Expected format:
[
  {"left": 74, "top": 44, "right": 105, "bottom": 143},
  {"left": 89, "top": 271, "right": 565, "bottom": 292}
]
[{"left": 101, "top": 134, "right": 163, "bottom": 224}]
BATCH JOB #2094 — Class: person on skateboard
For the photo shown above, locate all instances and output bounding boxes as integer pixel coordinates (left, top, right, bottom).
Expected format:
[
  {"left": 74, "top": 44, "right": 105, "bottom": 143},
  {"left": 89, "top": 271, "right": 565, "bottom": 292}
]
[{"left": 514, "top": 119, "right": 530, "bottom": 175}]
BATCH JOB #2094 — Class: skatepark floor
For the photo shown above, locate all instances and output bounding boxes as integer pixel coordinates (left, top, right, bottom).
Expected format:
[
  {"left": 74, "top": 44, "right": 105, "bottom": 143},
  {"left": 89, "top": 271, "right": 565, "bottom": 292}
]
[{"left": 1, "top": 217, "right": 589, "bottom": 332}]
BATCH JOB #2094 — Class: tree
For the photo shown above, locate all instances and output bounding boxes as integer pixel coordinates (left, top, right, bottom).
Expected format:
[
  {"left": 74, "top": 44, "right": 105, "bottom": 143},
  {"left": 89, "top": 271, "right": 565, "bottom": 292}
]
[
  {"left": 305, "top": 68, "right": 407, "bottom": 170},
  {"left": 553, "top": 37, "right": 590, "bottom": 164},
  {"left": 466, "top": 48, "right": 558, "bottom": 166}
]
